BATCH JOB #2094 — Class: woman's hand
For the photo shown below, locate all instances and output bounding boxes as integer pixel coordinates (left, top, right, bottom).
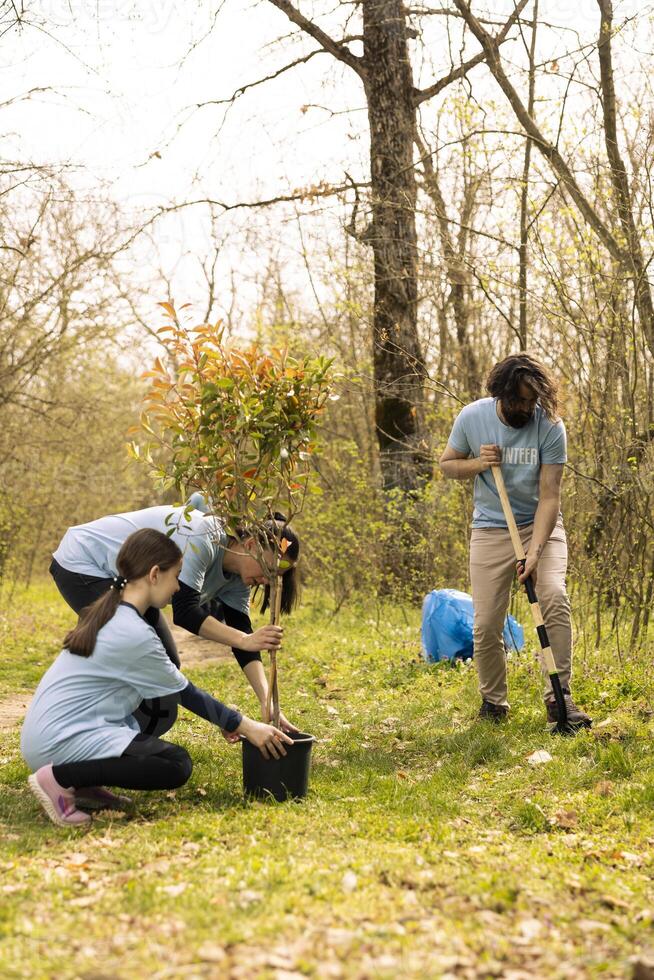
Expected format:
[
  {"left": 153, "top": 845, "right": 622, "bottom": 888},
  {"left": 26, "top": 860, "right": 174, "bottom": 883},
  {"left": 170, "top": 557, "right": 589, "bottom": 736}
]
[
  {"left": 263, "top": 709, "right": 299, "bottom": 734},
  {"left": 240, "top": 625, "right": 283, "bottom": 652},
  {"left": 237, "top": 717, "right": 294, "bottom": 759}
]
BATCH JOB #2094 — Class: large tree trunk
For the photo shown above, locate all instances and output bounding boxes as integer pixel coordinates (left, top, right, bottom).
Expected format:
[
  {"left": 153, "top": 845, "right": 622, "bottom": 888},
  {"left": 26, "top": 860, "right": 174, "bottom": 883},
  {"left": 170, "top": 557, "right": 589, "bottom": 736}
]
[
  {"left": 596, "top": 0, "right": 654, "bottom": 356},
  {"left": 362, "top": 0, "right": 428, "bottom": 490}
]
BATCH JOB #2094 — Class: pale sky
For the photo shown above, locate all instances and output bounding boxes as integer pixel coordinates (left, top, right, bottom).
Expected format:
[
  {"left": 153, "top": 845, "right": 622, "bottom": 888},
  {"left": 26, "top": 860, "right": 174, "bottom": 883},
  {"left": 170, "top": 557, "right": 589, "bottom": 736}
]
[{"left": 4, "top": 0, "right": 651, "bottom": 321}]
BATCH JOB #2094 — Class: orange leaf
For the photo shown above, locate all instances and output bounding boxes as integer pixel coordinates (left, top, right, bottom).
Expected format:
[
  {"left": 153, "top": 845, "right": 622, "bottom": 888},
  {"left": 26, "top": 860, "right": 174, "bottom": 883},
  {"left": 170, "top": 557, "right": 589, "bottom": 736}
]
[
  {"left": 280, "top": 538, "right": 290, "bottom": 554},
  {"left": 158, "top": 301, "right": 176, "bottom": 318},
  {"left": 242, "top": 468, "right": 257, "bottom": 478}
]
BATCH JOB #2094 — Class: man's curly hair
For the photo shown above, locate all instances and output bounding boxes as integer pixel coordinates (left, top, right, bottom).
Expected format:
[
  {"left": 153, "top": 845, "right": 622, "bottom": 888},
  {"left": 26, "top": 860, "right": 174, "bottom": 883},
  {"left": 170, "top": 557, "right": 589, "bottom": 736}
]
[{"left": 486, "top": 352, "right": 559, "bottom": 422}]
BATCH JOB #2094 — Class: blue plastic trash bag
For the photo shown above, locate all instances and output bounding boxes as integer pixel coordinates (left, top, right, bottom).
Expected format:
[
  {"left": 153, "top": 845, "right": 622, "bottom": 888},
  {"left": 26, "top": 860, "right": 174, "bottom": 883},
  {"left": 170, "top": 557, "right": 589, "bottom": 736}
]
[{"left": 421, "top": 588, "right": 524, "bottom": 663}]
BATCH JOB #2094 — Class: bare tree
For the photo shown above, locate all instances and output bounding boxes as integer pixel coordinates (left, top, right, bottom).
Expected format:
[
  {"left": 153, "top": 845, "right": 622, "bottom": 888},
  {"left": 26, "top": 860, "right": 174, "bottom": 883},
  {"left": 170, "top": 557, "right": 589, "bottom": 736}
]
[{"left": 247, "top": 0, "right": 526, "bottom": 487}]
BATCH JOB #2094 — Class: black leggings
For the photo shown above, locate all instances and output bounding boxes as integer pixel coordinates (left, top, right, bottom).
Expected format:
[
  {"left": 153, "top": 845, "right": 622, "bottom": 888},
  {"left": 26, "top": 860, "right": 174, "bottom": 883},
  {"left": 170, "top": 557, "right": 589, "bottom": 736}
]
[
  {"left": 52, "top": 734, "right": 193, "bottom": 791},
  {"left": 49, "top": 558, "right": 180, "bottom": 667}
]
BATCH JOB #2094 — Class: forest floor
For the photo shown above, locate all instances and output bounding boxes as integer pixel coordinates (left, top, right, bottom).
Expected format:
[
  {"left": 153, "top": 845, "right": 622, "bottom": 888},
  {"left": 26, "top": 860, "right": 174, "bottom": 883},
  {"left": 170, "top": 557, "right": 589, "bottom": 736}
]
[{"left": 1, "top": 580, "right": 654, "bottom": 979}]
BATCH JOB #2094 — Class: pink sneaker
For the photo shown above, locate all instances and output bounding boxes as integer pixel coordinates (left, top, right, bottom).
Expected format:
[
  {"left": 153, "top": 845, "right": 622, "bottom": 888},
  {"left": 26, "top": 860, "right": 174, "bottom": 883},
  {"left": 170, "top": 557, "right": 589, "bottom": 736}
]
[
  {"left": 28, "top": 765, "right": 91, "bottom": 827},
  {"left": 75, "top": 786, "right": 133, "bottom": 812}
]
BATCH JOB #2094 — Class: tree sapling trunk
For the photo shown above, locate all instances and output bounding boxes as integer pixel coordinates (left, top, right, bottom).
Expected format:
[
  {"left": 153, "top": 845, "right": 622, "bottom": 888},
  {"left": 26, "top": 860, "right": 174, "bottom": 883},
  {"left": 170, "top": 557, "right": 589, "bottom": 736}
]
[{"left": 266, "top": 573, "right": 283, "bottom": 728}]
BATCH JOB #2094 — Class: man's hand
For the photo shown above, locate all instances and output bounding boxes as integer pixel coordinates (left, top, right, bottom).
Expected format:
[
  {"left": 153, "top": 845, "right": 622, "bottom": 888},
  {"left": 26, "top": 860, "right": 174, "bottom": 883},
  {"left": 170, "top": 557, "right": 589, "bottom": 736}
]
[
  {"left": 518, "top": 550, "right": 539, "bottom": 587},
  {"left": 479, "top": 444, "right": 502, "bottom": 471},
  {"left": 240, "top": 624, "right": 283, "bottom": 652},
  {"left": 220, "top": 728, "right": 240, "bottom": 744}
]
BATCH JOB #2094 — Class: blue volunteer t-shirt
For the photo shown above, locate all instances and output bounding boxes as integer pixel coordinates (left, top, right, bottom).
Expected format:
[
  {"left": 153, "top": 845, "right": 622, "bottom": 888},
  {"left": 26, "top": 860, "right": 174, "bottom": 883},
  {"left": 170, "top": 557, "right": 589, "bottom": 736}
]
[
  {"left": 53, "top": 506, "right": 250, "bottom": 614},
  {"left": 20, "top": 603, "right": 187, "bottom": 770},
  {"left": 447, "top": 397, "right": 567, "bottom": 528}
]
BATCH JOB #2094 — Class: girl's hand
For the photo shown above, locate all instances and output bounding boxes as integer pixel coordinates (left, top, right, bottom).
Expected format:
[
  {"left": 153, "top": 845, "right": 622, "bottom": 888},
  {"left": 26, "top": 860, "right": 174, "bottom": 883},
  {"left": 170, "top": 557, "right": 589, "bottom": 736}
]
[
  {"left": 237, "top": 717, "right": 294, "bottom": 759},
  {"left": 220, "top": 728, "right": 240, "bottom": 744},
  {"left": 241, "top": 625, "right": 283, "bottom": 652}
]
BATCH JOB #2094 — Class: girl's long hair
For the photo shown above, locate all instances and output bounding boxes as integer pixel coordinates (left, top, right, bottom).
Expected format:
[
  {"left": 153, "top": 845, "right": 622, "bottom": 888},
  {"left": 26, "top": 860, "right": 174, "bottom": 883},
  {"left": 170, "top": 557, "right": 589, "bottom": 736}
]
[
  {"left": 486, "top": 352, "right": 560, "bottom": 422},
  {"left": 64, "top": 529, "right": 182, "bottom": 658},
  {"left": 238, "top": 513, "right": 300, "bottom": 616}
]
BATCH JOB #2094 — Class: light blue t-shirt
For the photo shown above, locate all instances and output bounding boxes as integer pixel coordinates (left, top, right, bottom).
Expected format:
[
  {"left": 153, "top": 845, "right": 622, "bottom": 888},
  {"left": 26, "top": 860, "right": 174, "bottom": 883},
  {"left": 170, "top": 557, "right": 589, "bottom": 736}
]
[
  {"left": 53, "top": 505, "right": 250, "bottom": 613},
  {"left": 20, "top": 603, "right": 188, "bottom": 770},
  {"left": 447, "top": 397, "right": 567, "bottom": 528}
]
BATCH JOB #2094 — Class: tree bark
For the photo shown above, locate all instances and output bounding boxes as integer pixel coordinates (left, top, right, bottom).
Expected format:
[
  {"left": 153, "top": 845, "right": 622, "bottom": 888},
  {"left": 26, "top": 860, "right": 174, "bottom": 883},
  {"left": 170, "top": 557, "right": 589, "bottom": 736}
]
[
  {"left": 416, "top": 129, "right": 480, "bottom": 395},
  {"left": 596, "top": 0, "right": 654, "bottom": 357},
  {"left": 518, "top": 0, "right": 538, "bottom": 350},
  {"left": 362, "top": 0, "right": 429, "bottom": 489}
]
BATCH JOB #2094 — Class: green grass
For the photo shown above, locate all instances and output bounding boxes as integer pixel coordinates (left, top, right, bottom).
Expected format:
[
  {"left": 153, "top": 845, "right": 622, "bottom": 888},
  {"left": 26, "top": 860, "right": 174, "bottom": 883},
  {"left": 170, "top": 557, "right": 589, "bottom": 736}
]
[{"left": 1, "top": 581, "right": 654, "bottom": 978}]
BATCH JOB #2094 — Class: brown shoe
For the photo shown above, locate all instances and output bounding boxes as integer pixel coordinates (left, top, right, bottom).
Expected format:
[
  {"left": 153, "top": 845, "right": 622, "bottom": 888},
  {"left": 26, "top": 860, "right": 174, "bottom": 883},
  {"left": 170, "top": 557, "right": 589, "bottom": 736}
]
[
  {"left": 545, "top": 690, "right": 592, "bottom": 729},
  {"left": 479, "top": 700, "right": 509, "bottom": 723}
]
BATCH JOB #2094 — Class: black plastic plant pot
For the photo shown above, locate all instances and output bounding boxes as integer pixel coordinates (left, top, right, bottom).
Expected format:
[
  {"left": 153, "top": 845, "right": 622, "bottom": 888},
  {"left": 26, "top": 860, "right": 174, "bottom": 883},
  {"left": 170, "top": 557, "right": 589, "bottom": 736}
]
[{"left": 241, "top": 732, "right": 316, "bottom": 802}]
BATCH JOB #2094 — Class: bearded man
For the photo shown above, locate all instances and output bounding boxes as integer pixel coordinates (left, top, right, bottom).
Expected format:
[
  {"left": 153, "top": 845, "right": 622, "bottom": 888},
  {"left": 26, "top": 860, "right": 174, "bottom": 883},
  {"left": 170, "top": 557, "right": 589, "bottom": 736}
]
[{"left": 439, "top": 353, "right": 591, "bottom": 729}]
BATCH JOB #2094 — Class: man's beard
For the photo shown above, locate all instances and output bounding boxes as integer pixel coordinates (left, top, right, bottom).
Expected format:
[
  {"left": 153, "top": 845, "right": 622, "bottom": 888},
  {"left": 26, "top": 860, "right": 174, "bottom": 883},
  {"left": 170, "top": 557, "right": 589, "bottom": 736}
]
[{"left": 502, "top": 405, "right": 534, "bottom": 428}]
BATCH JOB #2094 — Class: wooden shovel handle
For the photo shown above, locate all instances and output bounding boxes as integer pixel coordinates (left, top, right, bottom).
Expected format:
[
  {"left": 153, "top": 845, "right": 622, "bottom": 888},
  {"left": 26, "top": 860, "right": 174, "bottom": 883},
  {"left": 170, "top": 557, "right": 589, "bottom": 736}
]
[{"left": 491, "top": 465, "right": 526, "bottom": 563}]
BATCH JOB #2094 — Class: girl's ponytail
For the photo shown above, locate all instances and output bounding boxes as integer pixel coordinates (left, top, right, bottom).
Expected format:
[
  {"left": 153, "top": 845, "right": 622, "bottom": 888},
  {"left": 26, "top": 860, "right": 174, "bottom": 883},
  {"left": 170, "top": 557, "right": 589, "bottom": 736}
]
[
  {"left": 63, "top": 528, "right": 182, "bottom": 658},
  {"left": 64, "top": 586, "right": 124, "bottom": 658},
  {"left": 259, "top": 514, "right": 300, "bottom": 616}
]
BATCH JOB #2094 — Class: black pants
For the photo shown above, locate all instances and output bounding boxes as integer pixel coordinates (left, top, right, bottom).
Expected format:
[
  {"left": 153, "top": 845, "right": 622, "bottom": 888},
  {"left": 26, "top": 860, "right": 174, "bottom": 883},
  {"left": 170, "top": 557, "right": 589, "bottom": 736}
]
[
  {"left": 49, "top": 558, "right": 180, "bottom": 668},
  {"left": 52, "top": 733, "right": 192, "bottom": 791}
]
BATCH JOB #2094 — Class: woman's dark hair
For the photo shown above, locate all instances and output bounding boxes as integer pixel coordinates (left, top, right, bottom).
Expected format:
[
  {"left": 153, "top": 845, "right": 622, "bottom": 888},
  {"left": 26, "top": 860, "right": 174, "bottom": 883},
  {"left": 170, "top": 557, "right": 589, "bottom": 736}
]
[
  {"left": 486, "top": 352, "right": 559, "bottom": 422},
  {"left": 248, "top": 513, "right": 300, "bottom": 616},
  {"left": 64, "top": 529, "right": 183, "bottom": 658}
]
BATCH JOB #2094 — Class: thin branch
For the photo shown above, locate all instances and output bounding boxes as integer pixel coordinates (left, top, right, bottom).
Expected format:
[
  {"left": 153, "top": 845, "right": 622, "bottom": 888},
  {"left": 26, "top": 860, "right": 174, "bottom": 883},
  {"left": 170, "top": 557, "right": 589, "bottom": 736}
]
[
  {"left": 450, "top": 0, "right": 625, "bottom": 264},
  {"left": 266, "top": 0, "right": 365, "bottom": 78},
  {"left": 414, "top": 0, "right": 530, "bottom": 106},
  {"left": 196, "top": 48, "right": 331, "bottom": 109}
]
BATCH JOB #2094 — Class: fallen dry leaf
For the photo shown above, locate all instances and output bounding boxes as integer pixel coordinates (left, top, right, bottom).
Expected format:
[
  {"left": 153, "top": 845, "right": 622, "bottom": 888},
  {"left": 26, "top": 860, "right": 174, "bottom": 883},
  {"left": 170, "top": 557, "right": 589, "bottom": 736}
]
[
  {"left": 518, "top": 918, "right": 542, "bottom": 941},
  {"left": 612, "top": 850, "right": 643, "bottom": 866},
  {"left": 527, "top": 750, "right": 553, "bottom": 765},
  {"left": 599, "top": 894, "right": 631, "bottom": 911},
  {"left": 238, "top": 889, "right": 262, "bottom": 906},
  {"left": 577, "top": 919, "right": 610, "bottom": 933},
  {"left": 265, "top": 952, "right": 296, "bottom": 969},
  {"left": 160, "top": 883, "right": 187, "bottom": 897},
  {"left": 550, "top": 809, "right": 578, "bottom": 829},
  {"left": 197, "top": 942, "right": 227, "bottom": 964},
  {"left": 594, "top": 780, "right": 614, "bottom": 797},
  {"left": 66, "top": 852, "right": 89, "bottom": 867},
  {"left": 342, "top": 871, "right": 358, "bottom": 893}
]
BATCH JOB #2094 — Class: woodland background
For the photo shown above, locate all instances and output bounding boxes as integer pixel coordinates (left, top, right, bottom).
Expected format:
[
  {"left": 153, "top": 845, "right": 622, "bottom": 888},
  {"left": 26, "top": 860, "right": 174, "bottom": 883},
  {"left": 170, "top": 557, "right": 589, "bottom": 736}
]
[{"left": 2, "top": 0, "right": 653, "bottom": 647}]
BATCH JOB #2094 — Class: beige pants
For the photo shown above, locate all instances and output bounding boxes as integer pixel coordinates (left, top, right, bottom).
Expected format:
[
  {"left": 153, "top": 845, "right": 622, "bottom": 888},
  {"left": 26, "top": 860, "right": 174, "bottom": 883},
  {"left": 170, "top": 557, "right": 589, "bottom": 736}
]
[{"left": 469, "top": 518, "right": 572, "bottom": 707}]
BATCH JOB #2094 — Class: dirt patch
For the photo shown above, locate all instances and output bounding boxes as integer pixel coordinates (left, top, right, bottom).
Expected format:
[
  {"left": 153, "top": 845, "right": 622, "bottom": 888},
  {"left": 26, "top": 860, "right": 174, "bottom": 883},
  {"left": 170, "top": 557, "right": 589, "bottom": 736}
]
[
  {"left": 0, "top": 618, "right": 231, "bottom": 737},
  {"left": 166, "top": 615, "right": 232, "bottom": 669},
  {"left": 0, "top": 695, "right": 30, "bottom": 734}
]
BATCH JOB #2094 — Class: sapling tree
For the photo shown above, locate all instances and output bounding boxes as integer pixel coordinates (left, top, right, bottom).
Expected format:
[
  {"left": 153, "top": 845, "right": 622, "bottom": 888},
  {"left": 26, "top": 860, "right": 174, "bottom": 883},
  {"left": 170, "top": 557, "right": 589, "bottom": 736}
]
[{"left": 131, "top": 302, "right": 333, "bottom": 726}]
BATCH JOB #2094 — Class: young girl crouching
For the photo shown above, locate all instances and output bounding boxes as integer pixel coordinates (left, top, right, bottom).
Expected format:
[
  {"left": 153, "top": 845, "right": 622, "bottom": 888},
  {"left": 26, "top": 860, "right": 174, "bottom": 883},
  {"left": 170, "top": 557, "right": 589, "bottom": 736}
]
[{"left": 21, "top": 528, "right": 292, "bottom": 827}]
